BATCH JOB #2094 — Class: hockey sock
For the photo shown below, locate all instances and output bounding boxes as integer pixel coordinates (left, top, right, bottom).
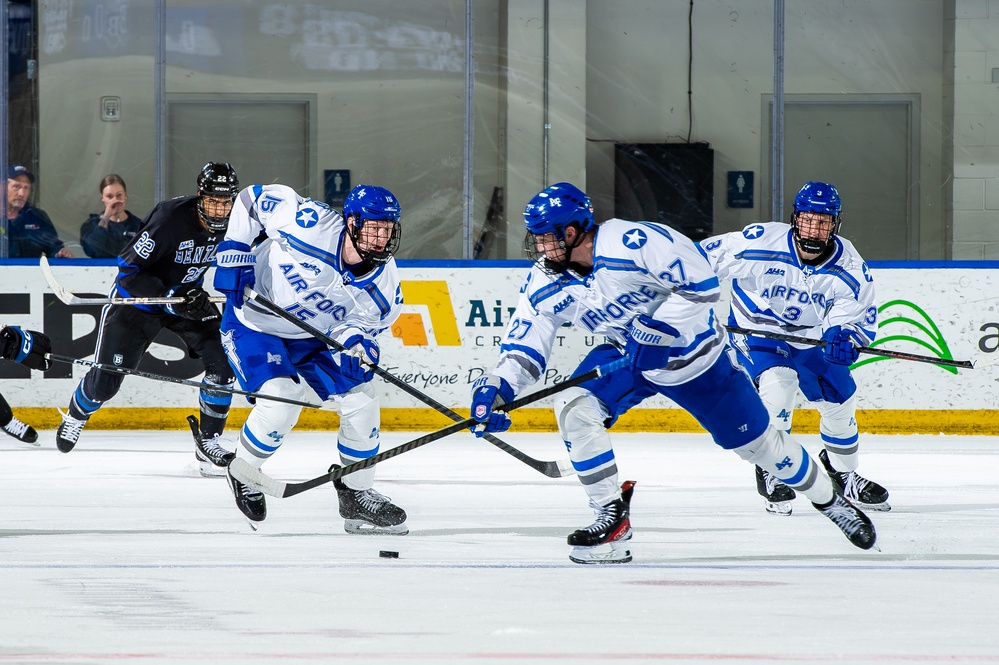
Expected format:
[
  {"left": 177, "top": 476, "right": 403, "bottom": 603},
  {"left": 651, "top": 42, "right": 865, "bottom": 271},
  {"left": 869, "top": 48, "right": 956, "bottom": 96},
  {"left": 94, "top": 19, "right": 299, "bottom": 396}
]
[
  {"left": 336, "top": 384, "right": 381, "bottom": 491},
  {"left": 734, "top": 426, "right": 834, "bottom": 505},
  {"left": 199, "top": 373, "right": 234, "bottom": 438},
  {"left": 0, "top": 392, "right": 13, "bottom": 426},
  {"left": 556, "top": 389, "right": 620, "bottom": 506},
  {"left": 818, "top": 395, "right": 860, "bottom": 472},
  {"left": 238, "top": 377, "right": 302, "bottom": 459},
  {"left": 68, "top": 384, "right": 101, "bottom": 420}
]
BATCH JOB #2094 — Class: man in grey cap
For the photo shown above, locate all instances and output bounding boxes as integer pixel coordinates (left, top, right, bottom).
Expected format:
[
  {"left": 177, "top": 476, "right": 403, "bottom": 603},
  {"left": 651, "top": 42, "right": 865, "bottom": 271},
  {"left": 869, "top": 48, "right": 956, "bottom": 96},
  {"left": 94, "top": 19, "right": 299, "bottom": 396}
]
[{"left": 5, "top": 164, "right": 73, "bottom": 258}]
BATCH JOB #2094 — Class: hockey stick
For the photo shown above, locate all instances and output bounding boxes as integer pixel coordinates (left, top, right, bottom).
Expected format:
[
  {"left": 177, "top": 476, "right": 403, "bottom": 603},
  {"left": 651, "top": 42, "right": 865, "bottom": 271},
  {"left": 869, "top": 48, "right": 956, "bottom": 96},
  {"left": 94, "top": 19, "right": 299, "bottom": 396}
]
[
  {"left": 725, "top": 325, "right": 974, "bottom": 369},
  {"left": 45, "top": 353, "right": 328, "bottom": 410},
  {"left": 40, "top": 255, "right": 224, "bottom": 306},
  {"left": 229, "top": 356, "right": 628, "bottom": 498},
  {"left": 243, "top": 287, "right": 575, "bottom": 478}
]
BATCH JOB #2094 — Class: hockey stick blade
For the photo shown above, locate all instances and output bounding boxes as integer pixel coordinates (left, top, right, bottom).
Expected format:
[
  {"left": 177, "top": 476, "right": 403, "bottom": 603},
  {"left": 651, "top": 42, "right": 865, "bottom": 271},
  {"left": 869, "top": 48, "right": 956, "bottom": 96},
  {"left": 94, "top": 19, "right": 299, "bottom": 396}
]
[
  {"left": 40, "top": 255, "right": 224, "bottom": 306},
  {"left": 229, "top": 356, "right": 627, "bottom": 498},
  {"left": 243, "top": 286, "right": 576, "bottom": 478},
  {"left": 725, "top": 325, "right": 973, "bottom": 369}
]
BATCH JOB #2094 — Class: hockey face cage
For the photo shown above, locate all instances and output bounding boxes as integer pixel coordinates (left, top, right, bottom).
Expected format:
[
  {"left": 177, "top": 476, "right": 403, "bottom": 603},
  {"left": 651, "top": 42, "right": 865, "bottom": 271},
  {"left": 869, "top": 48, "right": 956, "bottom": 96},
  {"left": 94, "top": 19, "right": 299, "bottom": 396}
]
[
  {"left": 790, "top": 180, "right": 842, "bottom": 254},
  {"left": 522, "top": 182, "right": 595, "bottom": 276},
  {"left": 348, "top": 218, "right": 402, "bottom": 265},
  {"left": 197, "top": 162, "right": 240, "bottom": 233},
  {"left": 343, "top": 185, "right": 402, "bottom": 264}
]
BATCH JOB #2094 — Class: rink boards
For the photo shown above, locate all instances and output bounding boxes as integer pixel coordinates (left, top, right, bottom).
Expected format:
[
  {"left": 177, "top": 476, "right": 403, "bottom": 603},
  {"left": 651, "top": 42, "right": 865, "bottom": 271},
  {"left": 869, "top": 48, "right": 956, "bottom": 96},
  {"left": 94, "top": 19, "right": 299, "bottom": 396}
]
[{"left": 2, "top": 260, "right": 997, "bottom": 434}]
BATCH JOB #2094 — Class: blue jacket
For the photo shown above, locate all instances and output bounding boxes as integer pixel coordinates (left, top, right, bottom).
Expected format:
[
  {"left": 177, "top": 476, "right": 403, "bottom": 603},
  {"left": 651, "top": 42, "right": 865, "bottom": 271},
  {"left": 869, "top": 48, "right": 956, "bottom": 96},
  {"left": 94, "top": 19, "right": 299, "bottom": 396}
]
[
  {"left": 7, "top": 205, "right": 65, "bottom": 258},
  {"left": 80, "top": 211, "right": 144, "bottom": 258}
]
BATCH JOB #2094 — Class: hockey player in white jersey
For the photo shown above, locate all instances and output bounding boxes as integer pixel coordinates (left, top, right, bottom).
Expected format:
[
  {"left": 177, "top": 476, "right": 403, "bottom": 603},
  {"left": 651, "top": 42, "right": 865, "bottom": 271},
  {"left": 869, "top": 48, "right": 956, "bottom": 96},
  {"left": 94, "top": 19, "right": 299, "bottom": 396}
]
[
  {"left": 701, "top": 181, "right": 889, "bottom": 516},
  {"left": 470, "top": 182, "right": 878, "bottom": 563},
  {"left": 213, "top": 183, "right": 408, "bottom": 534}
]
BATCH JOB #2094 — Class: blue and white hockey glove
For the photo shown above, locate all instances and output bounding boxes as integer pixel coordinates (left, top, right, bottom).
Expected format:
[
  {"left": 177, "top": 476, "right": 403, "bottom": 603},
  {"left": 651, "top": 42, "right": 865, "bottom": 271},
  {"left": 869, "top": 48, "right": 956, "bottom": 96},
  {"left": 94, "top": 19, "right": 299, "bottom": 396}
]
[
  {"left": 332, "top": 333, "right": 377, "bottom": 391},
  {"left": 213, "top": 240, "right": 256, "bottom": 308},
  {"left": 821, "top": 325, "right": 860, "bottom": 366},
  {"left": 469, "top": 375, "right": 514, "bottom": 438},
  {"left": 625, "top": 314, "right": 680, "bottom": 371},
  {"left": 0, "top": 326, "right": 52, "bottom": 371}
]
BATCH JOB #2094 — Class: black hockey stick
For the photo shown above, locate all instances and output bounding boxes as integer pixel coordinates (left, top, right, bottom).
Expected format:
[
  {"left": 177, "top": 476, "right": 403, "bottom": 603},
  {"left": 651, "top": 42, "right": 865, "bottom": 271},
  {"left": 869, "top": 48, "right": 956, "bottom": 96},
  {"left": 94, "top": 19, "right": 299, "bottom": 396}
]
[
  {"left": 725, "top": 325, "right": 974, "bottom": 369},
  {"left": 45, "top": 354, "right": 326, "bottom": 410},
  {"left": 243, "top": 287, "right": 574, "bottom": 478},
  {"left": 229, "top": 356, "right": 628, "bottom": 498}
]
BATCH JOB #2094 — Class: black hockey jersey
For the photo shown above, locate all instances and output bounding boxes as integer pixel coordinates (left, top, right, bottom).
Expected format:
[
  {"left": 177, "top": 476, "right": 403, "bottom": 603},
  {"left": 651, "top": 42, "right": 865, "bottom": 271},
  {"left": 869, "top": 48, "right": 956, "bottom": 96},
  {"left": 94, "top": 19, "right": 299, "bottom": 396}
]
[{"left": 114, "top": 196, "right": 222, "bottom": 312}]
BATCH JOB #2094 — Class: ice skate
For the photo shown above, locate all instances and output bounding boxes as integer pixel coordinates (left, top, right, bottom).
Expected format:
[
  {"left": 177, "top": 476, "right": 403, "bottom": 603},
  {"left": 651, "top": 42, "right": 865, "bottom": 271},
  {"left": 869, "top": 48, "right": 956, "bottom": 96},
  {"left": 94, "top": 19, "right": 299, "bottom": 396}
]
[
  {"left": 187, "top": 415, "right": 234, "bottom": 478},
  {"left": 819, "top": 449, "right": 891, "bottom": 511},
  {"left": 226, "top": 464, "right": 266, "bottom": 525},
  {"left": 812, "top": 492, "right": 877, "bottom": 550},
  {"left": 568, "top": 480, "right": 636, "bottom": 564},
  {"left": 331, "top": 465, "right": 408, "bottom": 535},
  {"left": 755, "top": 465, "right": 795, "bottom": 516},
  {"left": 1, "top": 415, "right": 38, "bottom": 445},
  {"left": 55, "top": 410, "right": 88, "bottom": 453}
]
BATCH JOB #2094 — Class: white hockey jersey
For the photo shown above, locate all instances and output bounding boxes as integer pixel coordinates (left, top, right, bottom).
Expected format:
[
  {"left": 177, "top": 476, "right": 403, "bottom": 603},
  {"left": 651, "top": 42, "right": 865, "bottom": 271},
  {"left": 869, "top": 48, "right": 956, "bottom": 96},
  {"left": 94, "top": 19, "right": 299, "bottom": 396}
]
[
  {"left": 223, "top": 184, "right": 402, "bottom": 343},
  {"left": 492, "top": 218, "right": 727, "bottom": 395},
  {"left": 700, "top": 222, "right": 877, "bottom": 345}
]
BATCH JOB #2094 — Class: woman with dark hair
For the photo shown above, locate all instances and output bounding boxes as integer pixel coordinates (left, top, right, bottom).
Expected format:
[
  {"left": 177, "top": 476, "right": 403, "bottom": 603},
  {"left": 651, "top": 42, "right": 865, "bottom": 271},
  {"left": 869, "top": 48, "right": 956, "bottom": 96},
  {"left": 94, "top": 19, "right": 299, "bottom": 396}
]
[{"left": 80, "top": 174, "right": 143, "bottom": 258}]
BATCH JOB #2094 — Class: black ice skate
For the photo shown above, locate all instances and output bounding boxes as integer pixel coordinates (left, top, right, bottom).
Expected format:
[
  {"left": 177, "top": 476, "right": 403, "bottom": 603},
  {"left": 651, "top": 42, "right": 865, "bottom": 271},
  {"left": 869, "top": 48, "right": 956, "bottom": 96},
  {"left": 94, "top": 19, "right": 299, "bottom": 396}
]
[
  {"left": 819, "top": 449, "right": 891, "bottom": 511},
  {"left": 755, "top": 465, "right": 796, "bottom": 516},
  {"left": 1, "top": 415, "right": 38, "bottom": 445},
  {"left": 812, "top": 492, "right": 877, "bottom": 550},
  {"left": 56, "top": 410, "right": 88, "bottom": 453},
  {"left": 226, "top": 465, "right": 266, "bottom": 524},
  {"left": 187, "top": 415, "right": 234, "bottom": 478},
  {"left": 568, "top": 480, "right": 636, "bottom": 564},
  {"left": 331, "top": 465, "right": 408, "bottom": 535}
]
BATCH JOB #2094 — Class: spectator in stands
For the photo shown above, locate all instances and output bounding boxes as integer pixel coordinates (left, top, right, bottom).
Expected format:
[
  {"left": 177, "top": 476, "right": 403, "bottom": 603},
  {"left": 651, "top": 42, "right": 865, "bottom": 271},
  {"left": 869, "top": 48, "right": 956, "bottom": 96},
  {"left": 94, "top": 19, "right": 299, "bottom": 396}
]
[
  {"left": 80, "top": 174, "right": 144, "bottom": 258},
  {"left": 5, "top": 164, "right": 73, "bottom": 258}
]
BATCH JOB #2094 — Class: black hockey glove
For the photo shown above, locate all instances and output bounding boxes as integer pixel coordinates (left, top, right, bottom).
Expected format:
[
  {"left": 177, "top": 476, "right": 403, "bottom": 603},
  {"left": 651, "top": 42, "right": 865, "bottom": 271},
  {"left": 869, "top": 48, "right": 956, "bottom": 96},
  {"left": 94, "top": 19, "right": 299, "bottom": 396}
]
[
  {"left": 168, "top": 288, "right": 221, "bottom": 322},
  {"left": 0, "top": 326, "right": 52, "bottom": 370}
]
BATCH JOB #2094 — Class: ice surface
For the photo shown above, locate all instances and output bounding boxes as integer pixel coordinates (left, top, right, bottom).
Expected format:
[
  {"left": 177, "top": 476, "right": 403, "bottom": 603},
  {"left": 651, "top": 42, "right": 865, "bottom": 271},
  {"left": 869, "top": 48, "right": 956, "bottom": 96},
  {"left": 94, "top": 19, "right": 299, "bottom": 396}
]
[{"left": 1, "top": 429, "right": 997, "bottom": 663}]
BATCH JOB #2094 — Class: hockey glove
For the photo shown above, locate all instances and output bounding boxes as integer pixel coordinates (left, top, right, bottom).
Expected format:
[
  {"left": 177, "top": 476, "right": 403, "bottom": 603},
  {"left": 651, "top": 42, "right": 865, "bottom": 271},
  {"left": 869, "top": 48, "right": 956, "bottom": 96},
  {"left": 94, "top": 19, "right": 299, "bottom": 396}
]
[
  {"left": 0, "top": 326, "right": 52, "bottom": 371},
  {"left": 213, "top": 240, "right": 256, "bottom": 308},
  {"left": 625, "top": 314, "right": 680, "bottom": 371},
  {"left": 330, "top": 334, "right": 378, "bottom": 392},
  {"left": 821, "top": 325, "right": 860, "bottom": 366},
  {"left": 469, "top": 375, "right": 514, "bottom": 437},
  {"left": 166, "top": 287, "right": 220, "bottom": 322}
]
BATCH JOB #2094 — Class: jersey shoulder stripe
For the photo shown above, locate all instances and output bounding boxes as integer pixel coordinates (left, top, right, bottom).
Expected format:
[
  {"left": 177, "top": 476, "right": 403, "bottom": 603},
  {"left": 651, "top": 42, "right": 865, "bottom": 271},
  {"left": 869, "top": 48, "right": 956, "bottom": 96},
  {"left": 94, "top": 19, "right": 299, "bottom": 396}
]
[{"left": 278, "top": 230, "right": 338, "bottom": 268}]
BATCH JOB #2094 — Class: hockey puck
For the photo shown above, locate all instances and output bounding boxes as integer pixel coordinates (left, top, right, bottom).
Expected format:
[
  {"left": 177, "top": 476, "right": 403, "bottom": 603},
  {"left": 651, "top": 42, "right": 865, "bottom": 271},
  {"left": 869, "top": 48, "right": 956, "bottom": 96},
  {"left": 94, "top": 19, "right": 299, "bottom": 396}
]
[{"left": 379, "top": 550, "right": 400, "bottom": 559}]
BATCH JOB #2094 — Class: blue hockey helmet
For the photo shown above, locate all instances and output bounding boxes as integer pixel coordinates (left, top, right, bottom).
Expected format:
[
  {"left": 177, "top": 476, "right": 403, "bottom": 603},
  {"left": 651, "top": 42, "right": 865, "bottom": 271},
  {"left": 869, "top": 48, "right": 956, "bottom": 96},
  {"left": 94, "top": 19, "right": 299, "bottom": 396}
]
[
  {"left": 343, "top": 184, "right": 402, "bottom": 264},
  {"left": 523, "top": 182, "right": 595, "bottom": 239},
  {"left": 523, "top": 182, "right": 595, "bottom": 275},
  {"left": 791, "top": 181, "right": 842, "bottom": 254}
]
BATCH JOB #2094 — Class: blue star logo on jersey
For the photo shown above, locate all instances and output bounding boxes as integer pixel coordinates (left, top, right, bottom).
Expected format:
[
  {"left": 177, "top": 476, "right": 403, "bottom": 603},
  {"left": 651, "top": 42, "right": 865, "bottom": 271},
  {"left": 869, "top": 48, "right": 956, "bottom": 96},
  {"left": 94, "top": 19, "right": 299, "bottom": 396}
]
[
  {"left": 296, "top": 208, "right": 319, "bottom": 228},
  {"left": 622, "top": 229, "right": 648, "bottom": 249},
  {"left": 743, "top": 224, "right": 765, "bottom": 239}
]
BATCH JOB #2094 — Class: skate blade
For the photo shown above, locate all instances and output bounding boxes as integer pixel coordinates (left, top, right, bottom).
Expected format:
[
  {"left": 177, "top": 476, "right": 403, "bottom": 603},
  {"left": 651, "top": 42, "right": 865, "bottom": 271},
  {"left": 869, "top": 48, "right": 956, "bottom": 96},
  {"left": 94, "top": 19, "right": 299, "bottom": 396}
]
[
  {"left": 569, "top": 540, "right": 633, "bottom": 564},
  {"left": 197, "top": 460, "right": 228, "bottom": 478},
  {"left": 858, "top": 500, "right": 891, "bottom": 512},
  {"left": 343, "top": 519, "right": 409, "bottom": 536},
  {"left": 763, "top": 499, "right": 793, "bottom": 516}
]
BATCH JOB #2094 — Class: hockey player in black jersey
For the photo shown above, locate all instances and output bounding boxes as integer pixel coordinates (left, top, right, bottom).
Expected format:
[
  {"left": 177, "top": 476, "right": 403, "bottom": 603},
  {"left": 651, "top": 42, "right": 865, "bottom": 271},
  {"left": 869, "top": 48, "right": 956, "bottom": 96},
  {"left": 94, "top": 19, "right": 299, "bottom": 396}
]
[{"left": 56, "top": 163, "right": 239, "bottom": 477}]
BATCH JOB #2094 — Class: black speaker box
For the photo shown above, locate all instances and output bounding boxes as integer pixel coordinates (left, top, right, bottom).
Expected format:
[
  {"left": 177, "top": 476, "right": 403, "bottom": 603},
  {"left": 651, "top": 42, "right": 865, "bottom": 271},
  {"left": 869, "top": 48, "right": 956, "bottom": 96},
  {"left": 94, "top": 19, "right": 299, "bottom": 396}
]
[{"left": 614, "top": 142, "right": 714, "bottom": 241}]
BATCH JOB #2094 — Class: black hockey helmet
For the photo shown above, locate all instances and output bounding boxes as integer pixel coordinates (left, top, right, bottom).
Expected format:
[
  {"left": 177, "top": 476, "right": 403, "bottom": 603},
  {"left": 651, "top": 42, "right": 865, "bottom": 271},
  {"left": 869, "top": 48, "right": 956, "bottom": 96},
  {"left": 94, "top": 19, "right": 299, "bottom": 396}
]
[{"left": 197, "top": 162, "right": 239, "bottom": 233}]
